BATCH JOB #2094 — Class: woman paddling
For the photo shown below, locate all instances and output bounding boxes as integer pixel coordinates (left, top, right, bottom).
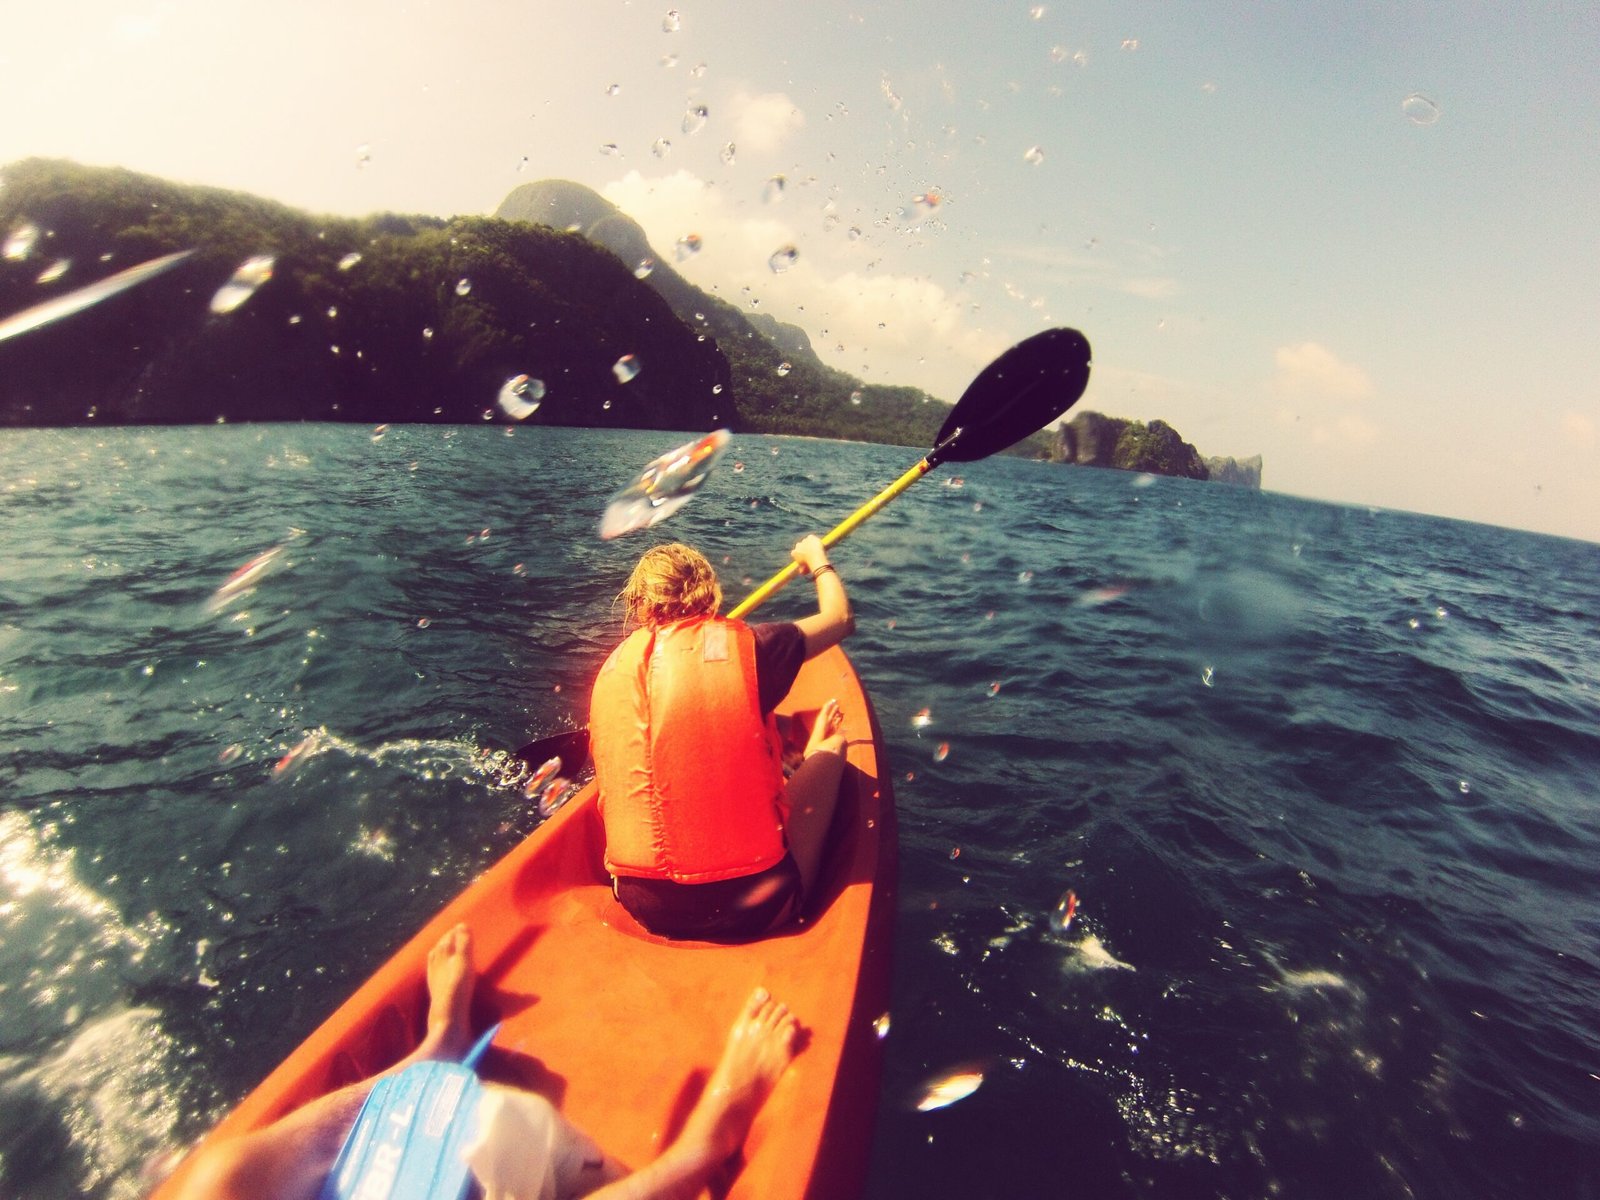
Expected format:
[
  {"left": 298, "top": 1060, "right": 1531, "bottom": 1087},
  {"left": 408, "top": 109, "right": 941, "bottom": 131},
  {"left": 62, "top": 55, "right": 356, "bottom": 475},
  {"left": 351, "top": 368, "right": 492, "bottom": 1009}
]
[{"left": 591, "top": 535, "right": 855, "bottom": 940}]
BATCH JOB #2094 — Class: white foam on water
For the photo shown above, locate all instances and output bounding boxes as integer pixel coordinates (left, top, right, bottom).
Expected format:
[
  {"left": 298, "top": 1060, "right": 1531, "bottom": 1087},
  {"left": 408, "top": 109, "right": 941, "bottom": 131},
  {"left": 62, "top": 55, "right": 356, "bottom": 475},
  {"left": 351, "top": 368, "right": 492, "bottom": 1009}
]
[{"left": 0, "top": 812, "right": 184, "bottom": 1196}]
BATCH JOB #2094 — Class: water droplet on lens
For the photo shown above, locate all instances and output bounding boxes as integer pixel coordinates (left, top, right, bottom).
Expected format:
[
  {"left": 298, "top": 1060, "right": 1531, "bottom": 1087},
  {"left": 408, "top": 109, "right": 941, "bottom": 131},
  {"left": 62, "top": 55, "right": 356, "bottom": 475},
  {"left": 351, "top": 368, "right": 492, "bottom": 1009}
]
[
  {"left": 850, "top": 390, "right": 863, "bottom": 405},
  {"left": 455, "top": 277, "right": 472, "bottom": 296},
  {"left": 763, "top": 175, "right": 787, "bottom": 203},
  {"left": 914, "top": 1064, "right": 985, "bottom": 1111},
  {"left": 720, "top": 142, "right": 736, "bottom": 164},
  {"left": 633, "top": 257, "right": 655, "bottom": 279},
  {"left": 873, "top": 1012, "right": 892, "bottom": 1039},
  {"left": 912, "top": 707, "right": 932, "bottom": 728},
  {"left": 712, "top": 383, "right": 723, "bottom": 394},
  {"left": 1458, "top": 779, "right": 1471, "bottom": 794},
  {"left": 599, "top": 143, "right": 621, "bottom": 156},
  {"left": 934, "top": 742, "right": 950, "bottom": 763},
  {"left": 1023, "top": 145, "right": 1044, "bottom": 166},
  {"left": 598, "top": 428, "right": 731, "bottom": 539},
  {"left": 662, "top": 7, "right": 681, "bottom": 32},
  {"left": 422, "top": 326, "right": 434, "bottom": 340},
  {"left": 497, "top": 373, "right": 545, "bottom": 420},
  {"left": 4, "top": 222, "right": 39, "bottom": 260},
  {"left": 768, "top": 244, "right": 799, "bottom": 273},
  {"left": 210, "top": 254, "right": 276, "bottom": 314},
  {"left": 355, "top": 144, "right": 373, "bottom": 168},
  {"left": 417, "top": 617, "right": 432, "bottom": 629},
  {"left": 1050, "top": 888, "right": 1077, "bottom": 933},
  {"left": 949, "top": 846, "right": 960, "bottom": 860},
  {"left": 1402, "top": 93, "right": 1441, "bottom": 125},
  {"left": 776, "top": 361, "right": 791, "bottom": 376},
  {"left": 612, "top": 354, "right": 641, "bottom": 383},
  {"left": 606, "top": 83, "right": 621, "bottom": 96},
  {"left": 1121, "top": 37, "right": 1139, "bottom": 50},
  {"left": 338, "top": 252, "right": 362, "bottom": 271},
  {"left": 674, "top": 232, "right": 702, "bottom": 260},
  {"left": 36, "top": 258, "right": 71, "bottom": 283},
  {"left": 1017, "top": 570, "right": 1033, "bottom": 583},
  {"left": 652, "top": 138, "right": 672, "bottom": 158},
  {"left": 602, "top": 399, "right": 613, "bottom": 410},
  {"left": 371, "top": 424, "right": 389, "bottom": 442},
  {"left": 682, "top": 104, "right": 708, "bottom": 135},
  {"left": 1201, "top": 665, "right": 1215, "bottom": 687},
  {"left": 1029, "top": 4, "right": 1046, "bottom": 17},
  {"left": 987, "top": 682, "right": 1001, "bottom": 697}
]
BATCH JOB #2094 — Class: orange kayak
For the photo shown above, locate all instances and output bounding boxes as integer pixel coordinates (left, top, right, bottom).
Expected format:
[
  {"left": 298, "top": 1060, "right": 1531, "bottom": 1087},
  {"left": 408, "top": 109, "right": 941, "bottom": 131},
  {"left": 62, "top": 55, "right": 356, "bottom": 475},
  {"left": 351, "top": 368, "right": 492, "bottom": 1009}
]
[{"left": 155, "top": 643, "right": 897, "bottom": 1200}]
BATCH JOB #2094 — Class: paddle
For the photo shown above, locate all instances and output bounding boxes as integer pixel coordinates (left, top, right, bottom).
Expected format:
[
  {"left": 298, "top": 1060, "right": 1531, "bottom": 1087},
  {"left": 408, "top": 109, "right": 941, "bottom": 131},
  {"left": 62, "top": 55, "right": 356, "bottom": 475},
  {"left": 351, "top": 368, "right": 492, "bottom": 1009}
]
[{"left": 511, "top": 325, "right": 1092, "bottom": 769}]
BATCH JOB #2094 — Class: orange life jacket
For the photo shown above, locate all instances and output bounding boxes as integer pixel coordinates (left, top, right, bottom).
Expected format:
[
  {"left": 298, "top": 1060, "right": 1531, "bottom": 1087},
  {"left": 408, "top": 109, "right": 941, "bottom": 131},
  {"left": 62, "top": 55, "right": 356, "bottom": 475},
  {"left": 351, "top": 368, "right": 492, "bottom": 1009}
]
[{"left": 590, "top": 616, "right": 788, "bottom": 883}]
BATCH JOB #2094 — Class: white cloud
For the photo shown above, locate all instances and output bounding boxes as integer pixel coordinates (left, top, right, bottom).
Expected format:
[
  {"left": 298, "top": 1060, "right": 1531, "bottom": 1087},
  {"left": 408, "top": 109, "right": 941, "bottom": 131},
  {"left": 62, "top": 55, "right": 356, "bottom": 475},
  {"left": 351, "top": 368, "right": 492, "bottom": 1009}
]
[
  {"left": 1559, "top": 410, "right": 1595, "bottom": 447},
  {"left": 729, "top": 90, "right": 805, "bottom": 156},
  {"left": 1269, "top": 342, "right": 1374, "bottom": 402},
  {"left": 1119, "top": 277, "right": 1179, "bottom": 301},
  {"left": 602, "top": 169, "right": 1009, "bottom": 397}
]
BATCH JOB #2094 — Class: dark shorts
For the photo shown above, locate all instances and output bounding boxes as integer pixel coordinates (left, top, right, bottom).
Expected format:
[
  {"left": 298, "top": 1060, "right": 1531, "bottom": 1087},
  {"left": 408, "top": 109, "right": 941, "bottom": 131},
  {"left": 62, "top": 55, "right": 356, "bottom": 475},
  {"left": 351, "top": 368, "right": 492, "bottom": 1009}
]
[{"left": 613, "top": 854, "right": 803, "bottom": 942}]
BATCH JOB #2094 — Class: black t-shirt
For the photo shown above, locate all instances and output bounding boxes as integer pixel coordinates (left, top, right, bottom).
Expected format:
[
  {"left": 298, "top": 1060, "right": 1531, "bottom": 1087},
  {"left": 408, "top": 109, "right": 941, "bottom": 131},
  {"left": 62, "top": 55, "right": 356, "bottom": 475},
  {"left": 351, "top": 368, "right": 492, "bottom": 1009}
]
[{"left": 751, "top": 621, "right": 806, "bottom": 714}]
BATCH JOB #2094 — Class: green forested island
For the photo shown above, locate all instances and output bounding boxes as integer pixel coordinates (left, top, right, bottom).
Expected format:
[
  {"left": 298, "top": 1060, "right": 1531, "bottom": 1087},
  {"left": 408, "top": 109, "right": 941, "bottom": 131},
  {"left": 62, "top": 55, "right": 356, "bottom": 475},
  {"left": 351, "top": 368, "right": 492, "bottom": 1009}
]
[{"left": 0, "top": 159, "right": 1259, "bottom": 485}]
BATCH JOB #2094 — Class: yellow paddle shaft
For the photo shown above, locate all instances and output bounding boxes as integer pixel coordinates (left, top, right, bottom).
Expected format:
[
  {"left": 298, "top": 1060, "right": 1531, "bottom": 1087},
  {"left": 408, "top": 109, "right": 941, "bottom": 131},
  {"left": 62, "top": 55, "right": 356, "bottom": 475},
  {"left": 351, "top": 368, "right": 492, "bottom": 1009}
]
[{"left": 728, "top": 456, "right": 934, "bottom": 620}]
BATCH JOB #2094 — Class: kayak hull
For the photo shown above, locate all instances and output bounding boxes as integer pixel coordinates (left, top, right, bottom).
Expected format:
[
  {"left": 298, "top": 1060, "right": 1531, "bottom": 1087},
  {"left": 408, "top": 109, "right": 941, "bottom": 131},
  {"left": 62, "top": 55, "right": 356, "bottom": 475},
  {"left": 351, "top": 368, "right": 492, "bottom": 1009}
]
[{"left": 156, "top": 644, "right": 897, "bottom": 1200}]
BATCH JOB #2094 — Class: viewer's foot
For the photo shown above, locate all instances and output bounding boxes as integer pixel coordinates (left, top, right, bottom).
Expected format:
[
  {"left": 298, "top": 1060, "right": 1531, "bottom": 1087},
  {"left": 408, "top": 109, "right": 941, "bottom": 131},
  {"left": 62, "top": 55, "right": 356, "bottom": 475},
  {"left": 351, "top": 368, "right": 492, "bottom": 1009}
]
[
  {"left": 681, "top": 988, "right": 800, "bottom": 1164},
  {"left": 421, "top": 923, "right": 475, "bottom": 1060},
  {"left": 804, "top": 699, "right": 845, "bottom": 758}
]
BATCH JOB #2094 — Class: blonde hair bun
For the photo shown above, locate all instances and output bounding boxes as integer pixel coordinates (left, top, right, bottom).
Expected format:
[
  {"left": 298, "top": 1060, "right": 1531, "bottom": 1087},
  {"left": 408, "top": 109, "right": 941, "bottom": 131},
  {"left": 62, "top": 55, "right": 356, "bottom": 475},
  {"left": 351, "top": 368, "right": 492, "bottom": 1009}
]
[{"left": 621, "top": 543, "right": 722, "bottom": 627}]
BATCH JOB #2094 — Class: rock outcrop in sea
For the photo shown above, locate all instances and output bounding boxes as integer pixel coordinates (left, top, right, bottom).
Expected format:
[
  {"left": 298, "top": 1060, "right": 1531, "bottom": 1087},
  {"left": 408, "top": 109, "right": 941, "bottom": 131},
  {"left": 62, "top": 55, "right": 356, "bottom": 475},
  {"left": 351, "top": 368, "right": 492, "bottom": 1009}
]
[{"left": 1050, "top": 412, "right": 1261, "bottom": 487}]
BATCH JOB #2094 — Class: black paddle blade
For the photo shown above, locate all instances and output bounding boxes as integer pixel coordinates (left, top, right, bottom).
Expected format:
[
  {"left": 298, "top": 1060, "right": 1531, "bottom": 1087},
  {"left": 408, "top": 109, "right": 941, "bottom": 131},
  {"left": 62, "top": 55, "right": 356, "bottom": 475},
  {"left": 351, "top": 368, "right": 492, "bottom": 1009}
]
[
  {"left": 931, "top": 327, "right": 1092, "bottom": 465},
  {"left": 512, "top": 728, "right": 590, "bottom": 773}
]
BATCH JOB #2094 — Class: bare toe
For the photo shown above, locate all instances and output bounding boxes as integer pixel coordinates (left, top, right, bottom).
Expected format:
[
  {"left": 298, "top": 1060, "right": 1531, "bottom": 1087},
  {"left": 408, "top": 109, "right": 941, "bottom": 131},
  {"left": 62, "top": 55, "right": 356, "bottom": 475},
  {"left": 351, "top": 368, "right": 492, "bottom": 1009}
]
[{"left": 424, "top": 923, "right": 475, "bottom": 1056}]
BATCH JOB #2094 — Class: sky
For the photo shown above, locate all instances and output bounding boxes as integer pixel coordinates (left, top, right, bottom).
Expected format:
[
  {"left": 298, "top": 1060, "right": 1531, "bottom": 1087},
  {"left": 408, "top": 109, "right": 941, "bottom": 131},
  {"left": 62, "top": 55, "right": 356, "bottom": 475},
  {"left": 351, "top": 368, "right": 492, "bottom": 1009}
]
[{"left": 1, "top": 0, "right": 1597, "bottom": 541}]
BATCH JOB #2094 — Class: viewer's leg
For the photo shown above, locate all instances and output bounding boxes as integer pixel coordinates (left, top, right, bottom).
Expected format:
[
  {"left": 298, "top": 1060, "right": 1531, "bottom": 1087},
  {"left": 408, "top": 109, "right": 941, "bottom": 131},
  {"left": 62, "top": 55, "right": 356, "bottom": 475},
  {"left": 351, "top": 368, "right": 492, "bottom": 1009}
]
[
  {"left": 584, "top": 988, "right": 799, "bottom": 1200},
  {"left": 170, "top": 924, "right": 478, "bottom": 1200},
  {"left": 782, "top": 698, "right": 847, "bottom": 900}
]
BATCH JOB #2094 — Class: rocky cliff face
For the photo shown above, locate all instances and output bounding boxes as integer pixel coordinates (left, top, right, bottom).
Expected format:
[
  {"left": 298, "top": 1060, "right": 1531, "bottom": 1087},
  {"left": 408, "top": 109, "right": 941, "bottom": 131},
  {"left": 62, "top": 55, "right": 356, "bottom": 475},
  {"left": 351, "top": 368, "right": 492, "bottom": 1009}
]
[
  {"left": 495, "top": 181, "right": 824, "bottom": 374},
  {"left": 1204, "top": 455, "right": 1264, "bottom": 487},
  {"left": 1055, "top": 413, "right": 1205, "bottom": 479}
]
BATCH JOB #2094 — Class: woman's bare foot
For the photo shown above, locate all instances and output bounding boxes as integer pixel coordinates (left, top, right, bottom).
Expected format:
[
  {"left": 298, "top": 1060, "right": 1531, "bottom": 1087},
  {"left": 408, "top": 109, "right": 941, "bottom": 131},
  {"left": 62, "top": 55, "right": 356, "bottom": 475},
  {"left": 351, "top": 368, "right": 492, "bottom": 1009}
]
[
  {"left": 680, "top": 988, "right": 800, "bottom": 1164},
  {"left": 419, "top": 923, "right": 475, "bottom": 1060},
  {"left": 804, "top": 699, "right": 845, "bottom": 759}
]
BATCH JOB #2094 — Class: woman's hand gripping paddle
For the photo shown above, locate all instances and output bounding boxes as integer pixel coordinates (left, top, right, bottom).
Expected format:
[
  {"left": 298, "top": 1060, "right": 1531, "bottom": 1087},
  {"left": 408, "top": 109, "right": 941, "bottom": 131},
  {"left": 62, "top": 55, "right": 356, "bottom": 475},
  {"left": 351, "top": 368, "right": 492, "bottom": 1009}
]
[{"left": 512, "top": 325, "right": 1092, "bottom": 769}]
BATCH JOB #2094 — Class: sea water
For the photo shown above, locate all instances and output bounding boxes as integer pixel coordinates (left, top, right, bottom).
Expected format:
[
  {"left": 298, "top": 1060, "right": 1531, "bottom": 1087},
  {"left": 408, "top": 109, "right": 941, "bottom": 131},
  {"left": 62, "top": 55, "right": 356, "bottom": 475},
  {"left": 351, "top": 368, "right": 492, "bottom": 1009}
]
[{"left": 0, "top": 425, "right": 1595, "bottom": 1199}]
